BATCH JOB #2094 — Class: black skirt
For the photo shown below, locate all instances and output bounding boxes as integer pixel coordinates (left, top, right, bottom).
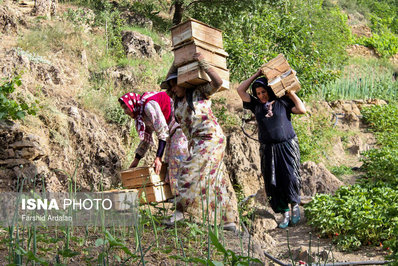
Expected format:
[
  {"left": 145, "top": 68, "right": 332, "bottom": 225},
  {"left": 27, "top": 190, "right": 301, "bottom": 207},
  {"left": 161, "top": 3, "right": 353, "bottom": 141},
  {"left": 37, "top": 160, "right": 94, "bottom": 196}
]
[{"left": 260, "top": 137, "right": 301, "bottom": 213}]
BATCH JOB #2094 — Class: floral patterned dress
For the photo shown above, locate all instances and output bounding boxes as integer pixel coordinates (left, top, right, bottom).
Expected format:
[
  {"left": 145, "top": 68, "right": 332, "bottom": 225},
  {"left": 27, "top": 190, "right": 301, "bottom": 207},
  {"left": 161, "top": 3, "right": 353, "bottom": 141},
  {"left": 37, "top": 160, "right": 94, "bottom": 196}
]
[
  {"left": 135, "top": 101, "right": 189, "bottom": 195},
  {"left": 174, "top": 83, "right": 237, "bottom": 224}
]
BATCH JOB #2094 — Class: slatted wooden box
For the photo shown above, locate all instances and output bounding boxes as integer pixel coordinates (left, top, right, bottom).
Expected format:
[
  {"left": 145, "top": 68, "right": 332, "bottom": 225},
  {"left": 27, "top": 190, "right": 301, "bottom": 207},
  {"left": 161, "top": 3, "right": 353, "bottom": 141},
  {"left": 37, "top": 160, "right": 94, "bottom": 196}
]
[
  {"left": 268, "top": 70, "right": 301, "bottom": 97},
  {"left": 173, "top": 40, "right": 228, "bottom": 69},
  {"left": 101, "top": 189, "right": 138, "bottom": 210},
  {"left": 177, "top": 61, "right": 230, "bottom": 92},
  {"left": 120, "top": 165, "right": 172, "bottom": 203},
  {"left": 137, "top": 182, "right": 172, "bottom": 204},
  {"left": 261, "top": 54, "right": 291, "bottom": 82},
  {"left": 261, "top": 54, "right": 301, "bottom": 97},
  {"left": 120, "top": 165, "right": 167, "bottom": 189},
  {"left": 171, "top": 18, "right": 223, "bottom": 48}
]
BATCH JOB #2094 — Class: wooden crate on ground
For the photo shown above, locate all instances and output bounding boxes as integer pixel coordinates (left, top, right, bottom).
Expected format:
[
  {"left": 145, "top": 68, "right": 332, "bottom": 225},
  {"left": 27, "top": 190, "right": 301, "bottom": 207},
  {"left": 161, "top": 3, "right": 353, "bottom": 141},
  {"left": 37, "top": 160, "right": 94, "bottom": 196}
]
[
  {"left": 173, "top": 40, "right": 228, "bottom": 68},
  {"left": 120, "top": 165, "right": 167, "bottom": 189},
  {"left": 261, "top": 54, "right": 301, "bottom": 97},
  {"left": 177, "top": 61, "right": 230, "bottom": 92},
  {"left": 171, "top": 18, "right": 223, "bottom": 48},
  {"left": 101, "top": 189, "right": 138, "bottom": 210},
  {"left": 137, "top": 182, "right": 172, "bottom": 204}
]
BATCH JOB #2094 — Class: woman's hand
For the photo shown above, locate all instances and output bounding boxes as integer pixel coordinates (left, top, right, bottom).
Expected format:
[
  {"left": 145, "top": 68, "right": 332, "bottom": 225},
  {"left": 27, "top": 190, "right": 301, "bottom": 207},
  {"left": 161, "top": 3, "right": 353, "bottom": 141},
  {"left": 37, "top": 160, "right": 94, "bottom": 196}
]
[
  {"left": 154, "top": 157, "right": 162, "bottom": 175},
  {"left": 129, "top": 158, "right": 139, "bottom": 168}
]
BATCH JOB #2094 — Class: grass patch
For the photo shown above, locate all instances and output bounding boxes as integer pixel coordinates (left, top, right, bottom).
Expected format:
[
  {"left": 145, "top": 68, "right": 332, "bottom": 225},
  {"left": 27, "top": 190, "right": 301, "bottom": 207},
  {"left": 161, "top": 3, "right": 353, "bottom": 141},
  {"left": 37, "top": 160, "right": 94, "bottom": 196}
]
[
  {"left": 319, "top": 57, "right": 398, "bottom": 101},
  {"left": 330, "top": 165, "right": 354, "bottom": 177},
  {"left": 17, "top": 22, "right": 86, "bottom": 60},
  {"left": 121, "top": 25, "right": 168, "bottom": 46},
  {"left": 293, "top": 103, "right": 349, "bottom": 164}
]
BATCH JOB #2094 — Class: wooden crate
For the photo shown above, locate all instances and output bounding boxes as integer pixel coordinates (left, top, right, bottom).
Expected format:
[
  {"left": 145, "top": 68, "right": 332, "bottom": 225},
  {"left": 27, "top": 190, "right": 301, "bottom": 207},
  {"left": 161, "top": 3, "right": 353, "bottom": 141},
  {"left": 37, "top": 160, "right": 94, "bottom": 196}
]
[
  {"left": 177, "top": 61, "right": 230, "bottom": 92},
  {"left": 268, "top": 70, "right": 301, "bottom": 97},
  {"left": 101, "top": 189, "right": 138, "bottom": 210},
  {"left": 261, "top": 54, "right": 301, "bottom": 97},
  {"left": 261, "top": 54, "right": 291, "bottom": 82},
  {"left": 173, "top": 40, "right": 228, "bottom": 68},
  {"left": 120, "top": 165, "right": 167, "bottom": 189},
  {"left": 137, "top": 183, "right": 172, "bottom": 204},
  {"left": 171, "top": 18, "right": 223, "bottom": 48}
]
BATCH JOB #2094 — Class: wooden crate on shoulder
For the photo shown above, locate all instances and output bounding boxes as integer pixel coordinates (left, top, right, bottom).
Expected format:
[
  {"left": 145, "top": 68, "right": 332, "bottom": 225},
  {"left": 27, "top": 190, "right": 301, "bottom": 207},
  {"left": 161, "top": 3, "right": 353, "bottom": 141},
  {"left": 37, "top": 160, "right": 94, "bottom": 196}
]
[
  {"left": 171, "top": 18, "right": 223, "bottom": 48},
  {"left": 173, "top": 39, "right": 228, "bottom": 69},
  {"left": 177, "top": 61, "right": 230, "bottom": 92},
  {"left": 261, "top": 54, "right": 301, "bottom": 97}
]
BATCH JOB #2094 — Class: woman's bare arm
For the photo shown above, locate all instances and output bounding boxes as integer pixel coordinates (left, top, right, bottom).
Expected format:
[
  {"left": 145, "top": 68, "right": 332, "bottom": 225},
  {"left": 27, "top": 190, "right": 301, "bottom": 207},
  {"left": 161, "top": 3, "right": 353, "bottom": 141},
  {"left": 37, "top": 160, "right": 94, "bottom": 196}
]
[
  {"left": 237, "top": 69, "right": 263, "bottom": 102},
  {"left": 286, "top": 90, "right": 306, "bottom": 114}
]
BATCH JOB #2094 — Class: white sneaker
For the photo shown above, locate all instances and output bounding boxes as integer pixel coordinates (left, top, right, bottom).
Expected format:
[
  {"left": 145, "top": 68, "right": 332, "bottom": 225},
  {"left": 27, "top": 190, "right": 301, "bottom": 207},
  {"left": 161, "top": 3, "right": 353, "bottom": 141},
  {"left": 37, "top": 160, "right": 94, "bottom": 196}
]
[
  {"left": 223, "top": 222, "right": 237, "bottom": 232},
  {"left": 163, "top": 211, "right": 184, "bottom": 225},
  {"left": 291, "top": 204, "right": 300, "bottom": 225}
]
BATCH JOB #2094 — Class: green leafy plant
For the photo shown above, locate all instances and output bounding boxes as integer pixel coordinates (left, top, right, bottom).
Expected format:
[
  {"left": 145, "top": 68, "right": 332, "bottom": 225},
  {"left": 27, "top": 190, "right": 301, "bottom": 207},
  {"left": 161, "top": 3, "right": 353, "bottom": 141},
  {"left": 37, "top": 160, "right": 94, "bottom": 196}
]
[
  {"left": 361, "top": 104, "right": 398, "bottom": 184},
  {"left": 330, "top": 165, "right": 354, "bottom": 177},
  {"left": 0, "top": 75, "right": 38, "bottom": 121},
  {"left": 305, "top": 183, "right": 398, "bottom": 251},
  {"left": 305, "top": 102, "right": 398, "bottom": 258}
]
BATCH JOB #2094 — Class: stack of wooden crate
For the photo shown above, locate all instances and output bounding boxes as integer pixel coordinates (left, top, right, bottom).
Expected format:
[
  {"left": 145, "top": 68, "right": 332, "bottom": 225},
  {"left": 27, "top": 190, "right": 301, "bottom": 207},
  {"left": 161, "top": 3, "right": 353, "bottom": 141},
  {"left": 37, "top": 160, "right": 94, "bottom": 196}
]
[
  {"left": 261, "top": 54, "right": 301, "bottom": 98},
  {"left": 171, "top": 18, "right": 230, "bottom": 91},
  {"left": 120, "top": 165, "right": 172, "bottom": 204}
]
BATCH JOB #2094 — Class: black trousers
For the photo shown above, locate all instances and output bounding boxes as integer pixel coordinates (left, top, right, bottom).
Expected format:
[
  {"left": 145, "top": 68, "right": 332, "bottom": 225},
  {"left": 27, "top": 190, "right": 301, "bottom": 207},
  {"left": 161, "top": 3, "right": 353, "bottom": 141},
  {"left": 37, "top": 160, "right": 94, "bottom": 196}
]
[{"left": 260, "top": 137, "right": 301, "bottom": 213}]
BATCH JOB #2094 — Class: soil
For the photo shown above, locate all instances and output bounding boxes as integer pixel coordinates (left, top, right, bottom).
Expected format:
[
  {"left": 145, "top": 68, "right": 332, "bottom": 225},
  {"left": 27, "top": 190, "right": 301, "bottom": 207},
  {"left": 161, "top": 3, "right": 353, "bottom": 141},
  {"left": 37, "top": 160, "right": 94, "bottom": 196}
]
[{"left": 266, "top": 208, "right": 389, "bottom": 265}]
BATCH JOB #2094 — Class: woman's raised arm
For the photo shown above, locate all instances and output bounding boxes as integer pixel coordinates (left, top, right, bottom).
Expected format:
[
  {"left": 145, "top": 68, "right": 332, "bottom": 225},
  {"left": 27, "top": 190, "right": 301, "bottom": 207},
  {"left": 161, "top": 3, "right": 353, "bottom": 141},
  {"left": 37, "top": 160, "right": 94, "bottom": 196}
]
[{"left": 237, "top": 69, "right": 263, "bottom": 102}]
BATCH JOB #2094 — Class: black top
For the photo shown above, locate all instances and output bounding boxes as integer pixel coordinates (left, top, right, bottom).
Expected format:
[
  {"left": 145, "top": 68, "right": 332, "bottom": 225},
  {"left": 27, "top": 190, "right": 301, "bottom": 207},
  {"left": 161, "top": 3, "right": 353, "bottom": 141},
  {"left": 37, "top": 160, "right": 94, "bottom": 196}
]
[{"left": 243, "top": 95, "right": 296, "bottom": 144}]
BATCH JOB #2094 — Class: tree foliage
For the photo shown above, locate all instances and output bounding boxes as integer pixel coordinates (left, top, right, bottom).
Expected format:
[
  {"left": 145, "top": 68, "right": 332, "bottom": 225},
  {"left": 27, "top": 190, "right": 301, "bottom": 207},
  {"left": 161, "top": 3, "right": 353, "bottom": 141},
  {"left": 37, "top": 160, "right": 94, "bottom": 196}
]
[{"left": 188, "top": 0, "right": 351, "bottom": 96}]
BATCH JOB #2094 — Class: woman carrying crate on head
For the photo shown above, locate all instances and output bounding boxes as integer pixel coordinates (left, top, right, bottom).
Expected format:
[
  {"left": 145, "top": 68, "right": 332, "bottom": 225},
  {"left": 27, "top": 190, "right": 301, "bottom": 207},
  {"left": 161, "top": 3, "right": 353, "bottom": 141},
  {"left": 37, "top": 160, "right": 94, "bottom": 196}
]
[
  {"left": 118, "top": 90, "right": 188, "bottom": 196},
  {"left": 237, "top": 68, "right": 306, "bottom": 229},
  {"left": 160, "top": 52, "right": 238, "bottom": 231}
]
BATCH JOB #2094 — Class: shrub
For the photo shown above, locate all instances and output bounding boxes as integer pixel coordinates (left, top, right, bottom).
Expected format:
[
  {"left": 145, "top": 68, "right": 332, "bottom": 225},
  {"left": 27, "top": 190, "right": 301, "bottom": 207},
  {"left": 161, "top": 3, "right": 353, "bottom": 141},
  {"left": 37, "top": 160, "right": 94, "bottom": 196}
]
[
  {"left": 305, "top": 183, "right": 398, "bottom": 251},
  {"left": 361, "top": 104, "right": 398, "bottom": 184},
  {"left": 0, "top": 75, "right": 38, "bottom": 121}
]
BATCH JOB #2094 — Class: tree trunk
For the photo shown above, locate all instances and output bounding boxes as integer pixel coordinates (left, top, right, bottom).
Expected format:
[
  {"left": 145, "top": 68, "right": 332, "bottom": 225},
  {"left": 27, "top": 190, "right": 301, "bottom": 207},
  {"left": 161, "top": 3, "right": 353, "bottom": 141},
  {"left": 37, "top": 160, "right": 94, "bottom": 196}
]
[{"left": 172, "top": 0, "right": 184, "bottom": 25}]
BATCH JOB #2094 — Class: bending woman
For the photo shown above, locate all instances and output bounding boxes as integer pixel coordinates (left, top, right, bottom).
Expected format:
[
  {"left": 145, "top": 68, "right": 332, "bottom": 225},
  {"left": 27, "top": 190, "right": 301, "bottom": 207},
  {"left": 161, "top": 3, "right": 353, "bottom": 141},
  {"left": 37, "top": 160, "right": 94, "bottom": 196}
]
[
  {"left": 161, "top": 53, "right": 237, "bottom": 230},
  {"left": 237, "top": 69, "right": 306, "bottom": 228},
  {"left": 119, "top": 91, "right": 188, "bottom": 195}
]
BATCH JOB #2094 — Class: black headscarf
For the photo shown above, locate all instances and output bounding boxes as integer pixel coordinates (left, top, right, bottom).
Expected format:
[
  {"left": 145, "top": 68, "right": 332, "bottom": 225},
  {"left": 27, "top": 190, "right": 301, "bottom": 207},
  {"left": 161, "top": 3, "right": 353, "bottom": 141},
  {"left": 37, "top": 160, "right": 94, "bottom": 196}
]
[{"left": 251, "top": 77, "right": 276, "bottom": 102}]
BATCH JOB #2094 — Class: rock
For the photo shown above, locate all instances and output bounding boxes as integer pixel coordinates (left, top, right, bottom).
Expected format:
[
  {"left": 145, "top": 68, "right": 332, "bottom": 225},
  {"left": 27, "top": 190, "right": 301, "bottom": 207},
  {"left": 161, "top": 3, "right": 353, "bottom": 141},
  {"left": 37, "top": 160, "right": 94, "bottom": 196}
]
[
  {"left": 0, "top": 5, "right": 18, "bottom": 34},
  {"left": 81, "top": 50, "right": 88, "bottom": 69},
  {"left": 121, "top": 31, "right": 157, "bottom": 58},
  {"left": 33, "top": 0, "right": 57, "bottom": 18},
  {"left": 121, "top": 11, "right": 153, "bottom": 30},
  {"left": 253, "top": 216, "right": 278, "bottom": 232},
  {"left": 224, "top": 131, "right": 262, "bottom": 198},
  {"left": 2, "top": 49, "right": 63, "bottom": 86},
  {"left": 105, "top": 66, "right": 137, "bottom": 90},
  {"left": 300, "top": 161, "right": 344, "bottom": 196}
]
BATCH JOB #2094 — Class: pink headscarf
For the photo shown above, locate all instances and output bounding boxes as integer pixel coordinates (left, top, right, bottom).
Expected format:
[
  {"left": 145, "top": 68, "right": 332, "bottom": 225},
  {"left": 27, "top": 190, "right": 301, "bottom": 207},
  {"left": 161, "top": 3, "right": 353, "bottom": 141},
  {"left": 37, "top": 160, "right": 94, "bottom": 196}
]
[{"left": 119, "top": 92, "right": 172, "bottom": 143}]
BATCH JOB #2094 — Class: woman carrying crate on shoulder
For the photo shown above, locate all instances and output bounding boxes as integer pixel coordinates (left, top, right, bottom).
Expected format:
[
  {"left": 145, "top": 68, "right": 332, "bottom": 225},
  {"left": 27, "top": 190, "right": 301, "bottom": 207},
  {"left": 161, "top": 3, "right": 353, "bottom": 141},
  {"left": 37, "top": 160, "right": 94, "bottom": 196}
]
[
  {"left": 118, "top": 90, "right": 188, "bottom": 196},
  {"left": 237, "top": 68, "right": 306, "bottom": 229},
  {"left": 160, "top": 52, "right": 238, "bottom": 231}
]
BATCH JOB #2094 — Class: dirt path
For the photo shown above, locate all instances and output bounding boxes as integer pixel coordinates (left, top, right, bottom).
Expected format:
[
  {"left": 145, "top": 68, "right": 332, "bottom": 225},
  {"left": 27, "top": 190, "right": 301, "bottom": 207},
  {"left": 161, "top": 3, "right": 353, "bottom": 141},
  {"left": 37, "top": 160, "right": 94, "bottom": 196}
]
[{"left": 265, "top": 207, "right": 389, "bottom": 265}]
